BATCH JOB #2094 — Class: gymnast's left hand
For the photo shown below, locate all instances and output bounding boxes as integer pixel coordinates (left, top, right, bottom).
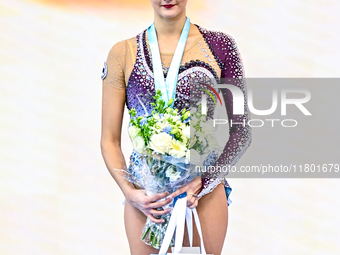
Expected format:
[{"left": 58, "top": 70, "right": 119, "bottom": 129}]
[{"left": 169, "top": 176, "right": 202, "bottom": 209}]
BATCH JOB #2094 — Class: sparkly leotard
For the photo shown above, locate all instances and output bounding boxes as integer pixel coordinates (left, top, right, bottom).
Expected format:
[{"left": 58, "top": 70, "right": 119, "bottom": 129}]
[{"left": 102, "top": 24, "right": 252, "bottom": 206}]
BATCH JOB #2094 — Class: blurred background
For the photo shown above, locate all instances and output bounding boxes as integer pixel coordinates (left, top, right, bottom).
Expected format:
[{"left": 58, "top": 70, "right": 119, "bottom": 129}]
[{"left": 0, "top": 0, "right": 339, "bottom": 254}]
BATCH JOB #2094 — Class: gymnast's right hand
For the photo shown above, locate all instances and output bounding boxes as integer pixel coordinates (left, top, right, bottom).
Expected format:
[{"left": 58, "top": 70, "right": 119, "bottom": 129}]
[{"left": 126, "top": 189, "right": 173, "bottom": 223}]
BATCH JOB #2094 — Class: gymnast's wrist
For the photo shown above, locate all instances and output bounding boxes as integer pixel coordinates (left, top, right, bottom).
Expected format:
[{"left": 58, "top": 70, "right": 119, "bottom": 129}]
[{"left": 121, "top": 182, "right": 137, "bottom": 199}]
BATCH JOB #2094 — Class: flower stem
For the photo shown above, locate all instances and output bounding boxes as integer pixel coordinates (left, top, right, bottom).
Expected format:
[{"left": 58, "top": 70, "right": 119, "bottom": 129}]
[
  {"left": 141, "top": 226, "right": 150, "bottom": 241},
  {"left": 151, "top": 232, "right": 156, "bottom": 247}
]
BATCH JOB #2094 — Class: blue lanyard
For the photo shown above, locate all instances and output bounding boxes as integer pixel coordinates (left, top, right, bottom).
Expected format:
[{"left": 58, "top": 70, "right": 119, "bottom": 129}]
[{"left": 147, "top": 17, "right": 191, "bottom": 108}]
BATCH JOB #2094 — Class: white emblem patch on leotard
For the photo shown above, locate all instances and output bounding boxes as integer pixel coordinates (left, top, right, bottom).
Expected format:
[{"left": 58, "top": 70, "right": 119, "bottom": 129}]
[{"left": 101, "top": 61, "right": 108, "bottom": 80}]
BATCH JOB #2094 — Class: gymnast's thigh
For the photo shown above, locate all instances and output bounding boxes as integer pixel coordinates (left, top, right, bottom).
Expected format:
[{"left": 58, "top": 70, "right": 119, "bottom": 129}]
[
  {"left": 183, "top": 183, "right": 229, "bottom": 255},
  {"left": 124, "top": 200, "right": 173, "bottom": 255}
]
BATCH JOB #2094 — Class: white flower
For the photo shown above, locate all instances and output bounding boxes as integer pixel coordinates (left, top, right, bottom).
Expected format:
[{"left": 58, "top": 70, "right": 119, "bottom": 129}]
[
  {"left": 191, "top": 115, "right": 199, "bottom": 127},
  {"left": 181, "top": 135, "right": 188, "bottom": 145},
  {"left": 133, "top": 136, "right": 146, "bottom": 154},
  {"left": 128, "top": 126, "right": 141, "bottom": 140},
  {"left": 164, "top": 113, "right": 172, "bottom": 119},
  {"left": 196, "top": 131, "right": 205, "bottom": 142},
  {"left": 172, "top": 115, "right": 181, "bottom": 121},
  {"left": 190, "top": 149, "right": 202, "bottom": 166},
  {"left": 205, "top": 134, "right": 219, "bottom": 149},
  {"left": 190, "top": 107, "right": 198, "bottom": 114},
  {"left": 200, "top": 115, "right": 207, "bottom": 122},
  {"left": 165, "top": 167, "right": 182, "bottom": 182},
  {"left": 149, "top": 133, "right": 173, "bottom": 154},
  {"left": 159, "top": 122, "right": 167, "bottom": 130},
  {"left": 169, "top": 140, "right": 187, "bottom": 158},
  {"left": 182, "top": 126, "right": 190, "bottom": 139},
  {"left": 201, "top": 120, "right": 216, "bottom": 135}
]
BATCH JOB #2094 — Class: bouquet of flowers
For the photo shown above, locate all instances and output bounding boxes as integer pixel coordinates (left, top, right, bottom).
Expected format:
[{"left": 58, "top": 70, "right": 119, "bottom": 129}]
[
  {"left": 128, "top": 89, "right": 191, "bottom": 165},
  {"left": 123, "top": 89, "right": 222, "bottom": 249}
]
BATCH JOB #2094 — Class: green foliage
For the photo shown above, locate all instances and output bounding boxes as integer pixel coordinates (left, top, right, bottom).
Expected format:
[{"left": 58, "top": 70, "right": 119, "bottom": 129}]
[
  {"left": 128, "top": 89, "right": 190, "bottom": 147},
  {"left": 129, "top": 108, "right": 136, "bottom": 117},
  {"left": 141, "top": 116, "right": 156, "bottom": 145},
  {"left": 170, "top": 127, "right": 183, "bottom": 142},
  {"left": 167, "top": 98, "right": 173, "bottom": 107},
  {"left": 150, "top": 89, "right": 168, "bottom": 114}
]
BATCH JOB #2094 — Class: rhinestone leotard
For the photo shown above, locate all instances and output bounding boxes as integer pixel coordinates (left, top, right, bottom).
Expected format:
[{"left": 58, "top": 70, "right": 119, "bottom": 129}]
[{"left": 102, "top": 24, "right": 252, "bottom": 206}]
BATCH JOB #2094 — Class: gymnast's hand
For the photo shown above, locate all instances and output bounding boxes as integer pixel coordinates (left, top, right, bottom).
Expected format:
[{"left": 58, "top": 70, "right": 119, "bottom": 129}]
[
  {"left": 169, "top": 176, "right": 202, "bottom": 209},
  {"left": 126, "top": 189, "right": 173, "bottom": 224}
]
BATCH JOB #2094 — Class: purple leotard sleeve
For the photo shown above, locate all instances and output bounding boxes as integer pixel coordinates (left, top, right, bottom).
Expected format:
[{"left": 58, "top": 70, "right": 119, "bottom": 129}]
[{"left": 196, "top": 28, "right": 252, "bottom": 197}]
